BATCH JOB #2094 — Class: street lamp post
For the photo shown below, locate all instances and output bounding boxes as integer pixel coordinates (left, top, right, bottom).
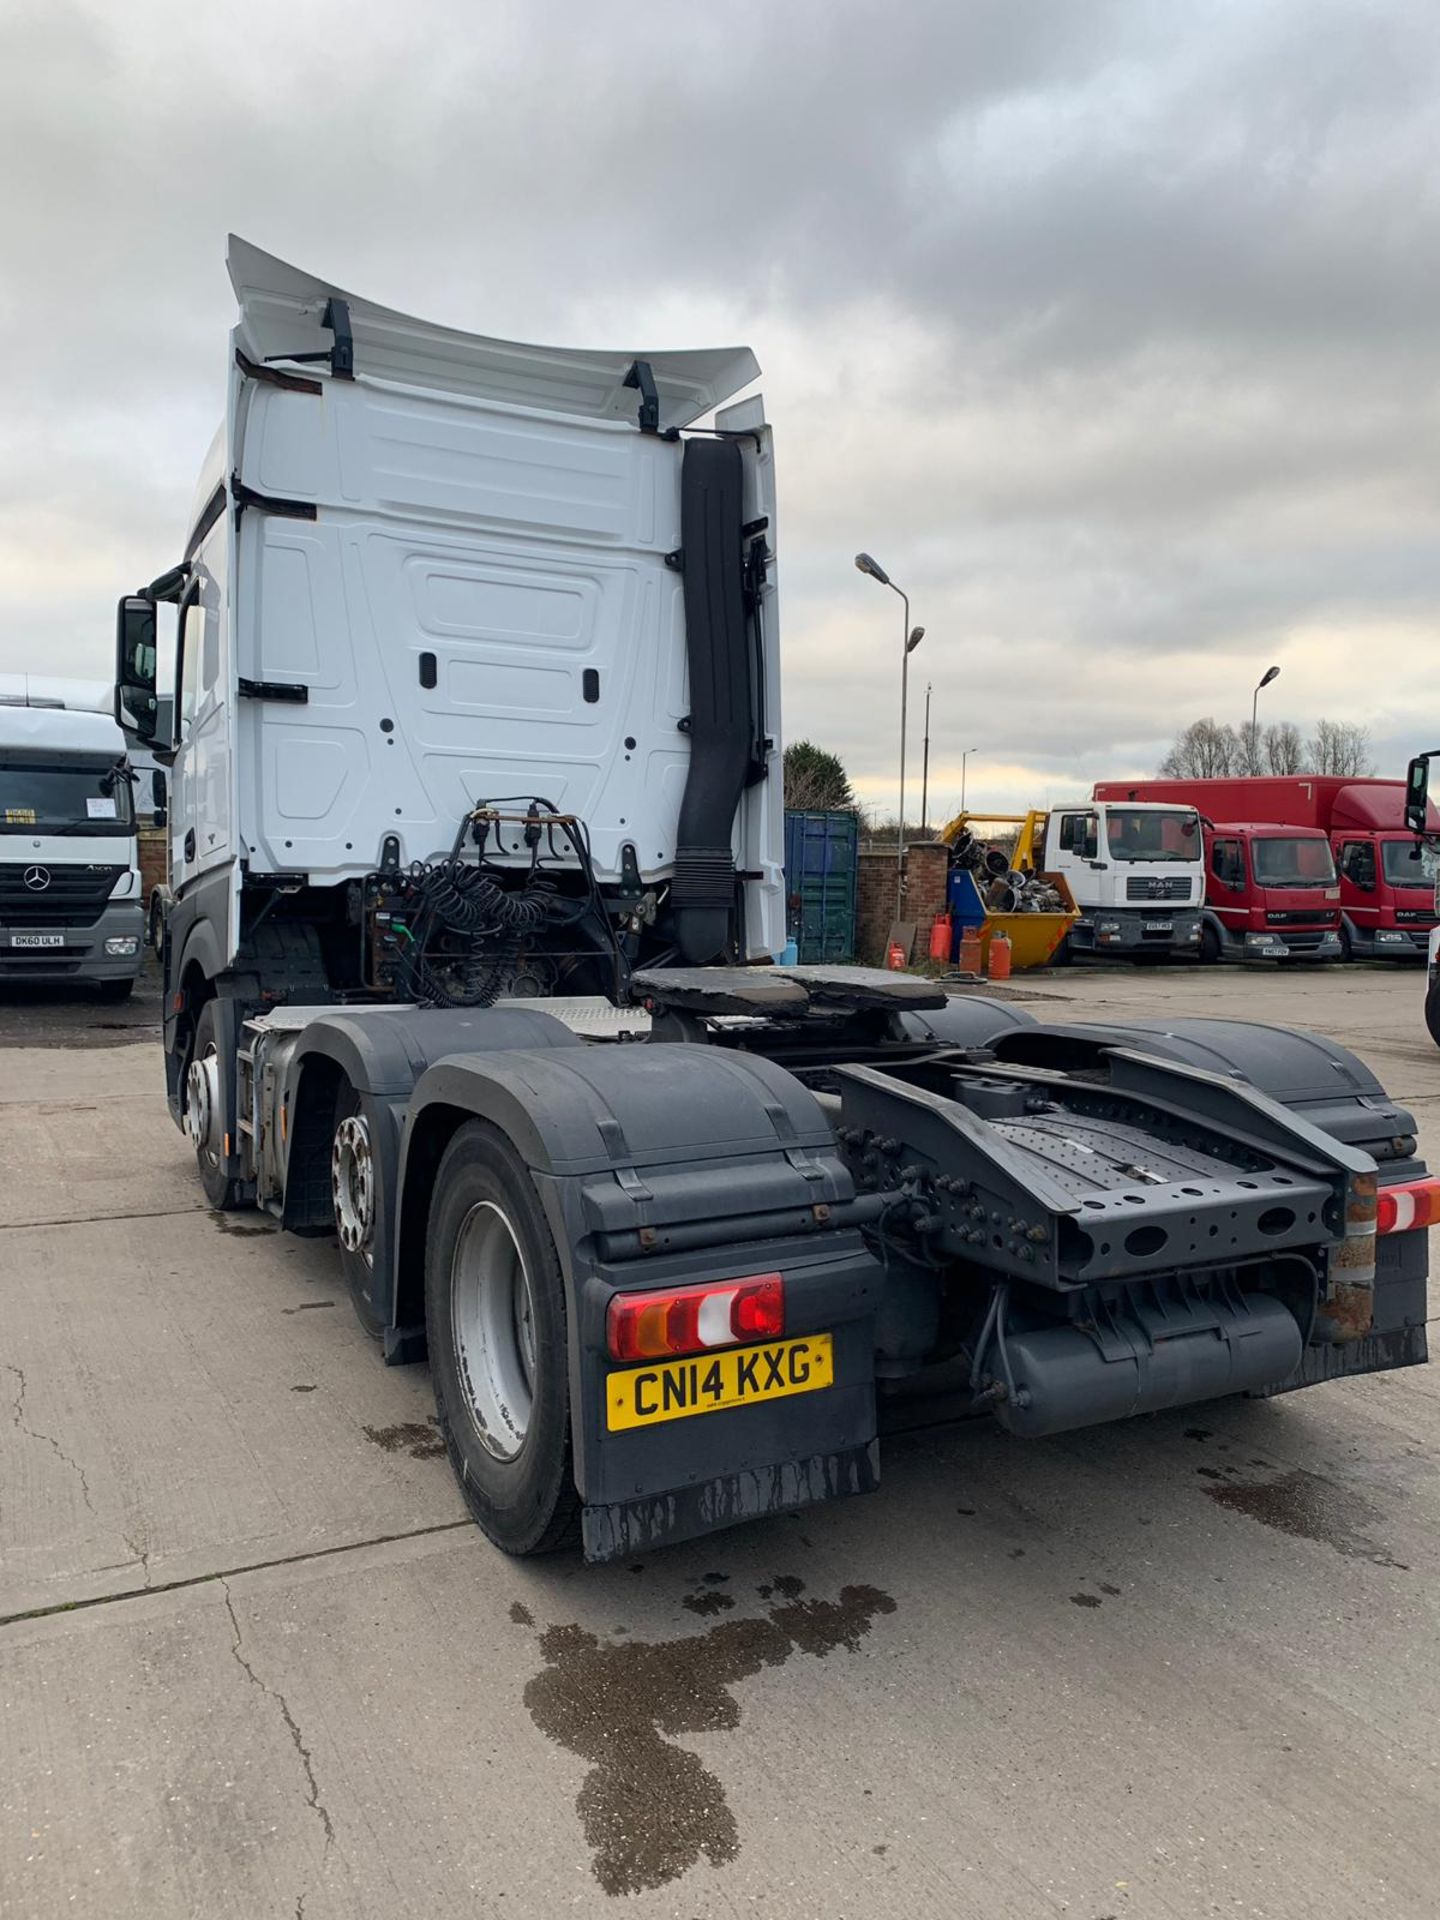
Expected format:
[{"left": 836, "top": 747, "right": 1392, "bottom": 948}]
[
  {"left": 855, "top": 553, "right": 923, "bottom": 922},
  {"left": 960, "top": 745, "right": 979, "bottom": 812},
  {"left": 1251, "top": 665, "right": 1280, "bottom": 772}
]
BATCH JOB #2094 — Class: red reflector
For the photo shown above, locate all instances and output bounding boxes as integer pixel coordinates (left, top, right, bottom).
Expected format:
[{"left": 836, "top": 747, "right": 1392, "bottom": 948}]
[
  {"left": 607, "top": 1273, "right": 785, "bottom": 1362},
  {"left": 1376, "top": 1177, "right": 1440, "bottom": 1235}
]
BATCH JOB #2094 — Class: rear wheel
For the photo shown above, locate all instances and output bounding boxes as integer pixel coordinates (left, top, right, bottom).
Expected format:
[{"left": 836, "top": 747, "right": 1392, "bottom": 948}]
[
  {"left": 424, "top": 1120, "right": 579, "bottom": 1555},
  {"left": 332, "top": 1079, "right": 383, "bottom": 1339},
  {"left": 185, "top": 999, "right": 245, "bottom": 1211},
  {"left": 1199, "top": 923, "right": 1223, "bottom": 966}
]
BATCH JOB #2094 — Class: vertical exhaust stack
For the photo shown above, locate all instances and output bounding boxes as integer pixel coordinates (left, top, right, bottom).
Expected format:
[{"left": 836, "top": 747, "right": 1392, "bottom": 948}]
[{"left": 671, "top": 437, "right": 754, "bottom": 964}]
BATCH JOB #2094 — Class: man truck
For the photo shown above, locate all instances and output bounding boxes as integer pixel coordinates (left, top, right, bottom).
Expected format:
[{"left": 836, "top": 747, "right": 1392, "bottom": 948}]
[
  {"left": 113, "top": 239, "right": 1433, "bottom": 1562},
  {"left": 1099, "top": 775, "right": 1439, "bottom": 961},
  {"left": 1008, "top": 799, "right": 1204, "bottom": 959},
  {"left": 0, "top": 675, "right": 144, "bottom": 997}
]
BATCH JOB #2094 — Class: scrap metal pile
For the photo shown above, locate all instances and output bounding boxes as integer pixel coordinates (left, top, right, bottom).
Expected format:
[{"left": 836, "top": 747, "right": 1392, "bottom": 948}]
[{"left": 948, "top": 828, "right": 1069, "bottom": 914}]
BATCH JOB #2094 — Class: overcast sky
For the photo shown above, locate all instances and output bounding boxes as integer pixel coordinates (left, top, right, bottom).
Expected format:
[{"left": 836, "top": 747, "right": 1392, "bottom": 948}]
[{"left": 2, "top": 0, "right": 1438, "bottom": 819}]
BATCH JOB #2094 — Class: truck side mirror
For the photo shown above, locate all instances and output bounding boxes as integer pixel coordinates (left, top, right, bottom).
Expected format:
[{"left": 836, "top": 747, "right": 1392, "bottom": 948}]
[
  {"left": 1405, "top": 754, "right": 1434, "bottom": 837},
  {"left": 116, "top": 596, "right": 159, "bottom": 743},
  {"left": 1082, "top": 822, "right": 1099, "bottom": 861},
  {"left": 151, "top": 767, "right": 168, "bottom": 827}
]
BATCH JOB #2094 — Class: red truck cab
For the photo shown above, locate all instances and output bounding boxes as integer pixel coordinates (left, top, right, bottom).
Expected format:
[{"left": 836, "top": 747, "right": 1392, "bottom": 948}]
[
  {"left": 1325, "top": 783, "right": 1440, "bottom": 959},
  {"left": 1097, "top": 777, "right": 1440, "bottom": 961},
  {"left": 1198, "top": 821, "right": 1342, "bottom": 963}
]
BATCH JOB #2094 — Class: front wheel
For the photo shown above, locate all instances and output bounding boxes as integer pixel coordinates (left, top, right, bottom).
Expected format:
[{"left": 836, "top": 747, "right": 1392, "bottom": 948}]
[
  {"left": 424, "top": 1121, "right": 579, "bottom": 1556},
  {"left": 1426, "top": 983, "right": 1440, "bottom": 1050},
  {"left": 96, "top": 978, "right": 134, "bottom": 1003},
  {"left": 1199, "top": 923, "right": 1223, "bottom": 965},
  {"left": 1337, "top": 923, "right": 1354, "bottom": 963},
  {"left": 185, "top": 999, "right": 246, "bottom": 1211}
]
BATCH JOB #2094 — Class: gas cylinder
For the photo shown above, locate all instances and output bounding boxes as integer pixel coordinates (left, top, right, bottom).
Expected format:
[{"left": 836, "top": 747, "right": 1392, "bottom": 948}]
[
  {"left": 987, "top": 930, "right": 1013, "bottom": 980},
  {"left": 928, "top": 912, "right": 952, "bottom": 963},
  {"left": 957, "top": 926, "right": 983, "bottom": 974},
  {"left": 886, "top": 939, "right": 907, "bottom": 971}
]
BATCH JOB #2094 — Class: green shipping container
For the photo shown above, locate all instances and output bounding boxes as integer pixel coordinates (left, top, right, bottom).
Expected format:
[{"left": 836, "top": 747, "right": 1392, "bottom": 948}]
[{"left": 784, "top": 809, "right": 858, "bottom": 963}]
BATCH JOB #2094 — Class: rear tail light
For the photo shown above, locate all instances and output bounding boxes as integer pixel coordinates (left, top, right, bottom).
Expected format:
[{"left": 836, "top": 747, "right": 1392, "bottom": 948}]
[
  {"left": 1377, "top": 1176, "right": 1440, "bottom": 1235},
  {"left": 607, "top": 1274, "right": 784, "bottom": 1362}
]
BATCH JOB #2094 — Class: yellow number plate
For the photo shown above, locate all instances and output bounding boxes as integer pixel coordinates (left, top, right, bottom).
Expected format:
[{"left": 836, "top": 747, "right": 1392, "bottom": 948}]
[{"left": 606, "top": 1334, "right": 834, "bottom": 1432}]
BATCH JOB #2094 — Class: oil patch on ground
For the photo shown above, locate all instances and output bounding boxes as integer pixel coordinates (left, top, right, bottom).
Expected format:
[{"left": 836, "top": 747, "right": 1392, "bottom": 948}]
[
  {"left": 361, "top": 1421, "right": 447, "bottom": 1460},
  {"left": 521, "top": 1577, "right": 896, "bottom": 1896},
  {"left": 1203, "top": 1466, "right": 1407, "bottom": 1568}
]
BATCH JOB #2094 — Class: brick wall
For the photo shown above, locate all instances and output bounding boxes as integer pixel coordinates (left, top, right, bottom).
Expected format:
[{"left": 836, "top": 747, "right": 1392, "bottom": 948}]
[{"left": 856, "top": 840, "right": 949, "bottom": 963}]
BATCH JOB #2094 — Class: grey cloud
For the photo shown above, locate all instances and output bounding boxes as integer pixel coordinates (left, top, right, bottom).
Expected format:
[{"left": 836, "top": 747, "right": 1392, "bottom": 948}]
[{"left": 1, "top": 0, "right": 1437, "bottom": 811}]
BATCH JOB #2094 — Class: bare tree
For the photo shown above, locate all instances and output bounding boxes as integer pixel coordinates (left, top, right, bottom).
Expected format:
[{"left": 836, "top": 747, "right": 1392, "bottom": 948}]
[
  {"left": 1236, "top": 718, "right": 1263, "bottom": 775},
  {"left": 1306, "top": 720, "right": 1375, "bottom": 777},
  {"left": 1159, "top": 718, "right": 1242, "bottom": 778},
  {"left": 1263, "top": 721, "right": 1305, "bottom": 773}
]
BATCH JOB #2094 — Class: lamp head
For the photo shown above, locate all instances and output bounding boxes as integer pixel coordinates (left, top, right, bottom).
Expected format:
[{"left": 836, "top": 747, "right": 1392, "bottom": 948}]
[
  {"left": 906, "top": 626, "right": 925, "bottom": 653},
  {"left": 1258, "top": 664, "right": 1280, "bottom": 690},
  {"left": 854, "top": 552, "right": 890, "bottom": 586}
]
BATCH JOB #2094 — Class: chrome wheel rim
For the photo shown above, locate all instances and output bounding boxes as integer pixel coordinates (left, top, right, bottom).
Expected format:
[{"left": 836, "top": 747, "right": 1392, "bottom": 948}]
[
  {"left": 185, "top": 1046, "right": 221, "bottom": 1166},
  {"left": 450, "top": 1201, "right": 535, "bottom": 1461},
  {"left": 331, "top": 1114, "right": 375, "bottom": 1265}
]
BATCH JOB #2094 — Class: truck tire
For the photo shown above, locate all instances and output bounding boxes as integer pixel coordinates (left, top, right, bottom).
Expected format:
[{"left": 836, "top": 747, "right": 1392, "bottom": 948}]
[
  {"left": 332, "top": 1079, "right": 383, "bottom": 1340},
  {"left": 1426, "top": 983, "right": 1440, "bottom": 1051},
  {"left": 186, "top": 999, "right": 245, "bottom": 1211},
  {"left": 424, "top": 1120, "right": 580, "bottom": 1556},
  {"left": 1199, "top": 923, "right": 1222, "bottom": 965}
]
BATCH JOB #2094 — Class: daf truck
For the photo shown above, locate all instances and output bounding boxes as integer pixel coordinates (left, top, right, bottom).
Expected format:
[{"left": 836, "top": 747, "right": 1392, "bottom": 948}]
[
  {"left": 113, "top": 239, "right": 1433, "bottom": 1562},
  {"left": 0, "top": 675, "right": 144, "bottom": 997}
]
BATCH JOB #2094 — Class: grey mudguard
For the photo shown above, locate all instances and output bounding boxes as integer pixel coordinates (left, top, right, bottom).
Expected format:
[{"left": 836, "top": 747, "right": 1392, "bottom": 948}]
[
  {"left": 895, "top": 995, "right": 1038, "bottom": 1049},
  {"left": 279, "top": 1005, "right": 584, "bottom": 1349},
  {"left": 990, "top": 1016, "right": 1419, "bottom": 1156},
  {"left": 396, "top": 1043, "right": 883, "bottom": 1560}
]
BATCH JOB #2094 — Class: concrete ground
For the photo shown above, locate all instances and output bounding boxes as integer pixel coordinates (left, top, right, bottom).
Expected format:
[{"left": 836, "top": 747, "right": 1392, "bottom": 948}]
[{"left": 3, "top": 959, "right": 1439, "bottom": 1919}]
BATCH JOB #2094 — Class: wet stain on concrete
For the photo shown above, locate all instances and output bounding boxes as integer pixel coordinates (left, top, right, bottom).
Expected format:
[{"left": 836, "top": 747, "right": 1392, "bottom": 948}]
[
  {"left": 1099, "top": 1582, "right": 1121, "bottom": 1597},
  {"left": 681, "top": 1589, "right": 735, "bottom": 1617},
  {"left": 523, "top": 1581, "right": 896, "bottom": 1896},
  {"left": 1070, "top": 1593, "right": 1102, "bottom": 1608},
  {"left": 361, "top": 1421, "right": 447, "bottom": 1460},
  {"left": 1203, "top": 1467, "right": 1407, "bottom": 1568},
  {"left": 509, "top": 1601, "right": 534, "bottom": 1627},
  {"left": 290, "top": 1384, "right": 317, "bottom": 1394},
  {"left": 210, "top": 1214, "right": 279, "bottom": 1235},
  {"left": 1184, "top": 1427, "right": 1214, "bottom": 1442},
  {"left": 281, "top": 1300, "right": 335, "bottom": 1315}
]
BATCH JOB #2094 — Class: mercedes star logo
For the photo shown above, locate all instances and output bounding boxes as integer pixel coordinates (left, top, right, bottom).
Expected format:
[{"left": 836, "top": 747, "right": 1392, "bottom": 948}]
[{"left": 23, "top": 865, "right": 51, "bottom": 892}]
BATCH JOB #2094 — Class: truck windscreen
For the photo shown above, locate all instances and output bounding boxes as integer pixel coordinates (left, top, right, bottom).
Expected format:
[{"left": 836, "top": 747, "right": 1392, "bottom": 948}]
[
  {"left": 1106, "top": 809, "right": 1201, "bottom": 862},
  {"left": 1382, "top": 839, "right": 1440, "bottom": 888},
  {"left": 0, "top": 760, "right": 135, "bottom": 835},
  {"left": 1251, "top": 836, "right": 1337, "bottom": 887}
]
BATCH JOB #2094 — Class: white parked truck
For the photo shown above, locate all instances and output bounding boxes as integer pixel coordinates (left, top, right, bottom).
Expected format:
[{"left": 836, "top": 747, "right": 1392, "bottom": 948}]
[
  {"left": 1045, "top": 798, "right": 1205, "bottom": 958},
  {"left": 0, "top": 675, "right": 143, "bottom": 997},
  {"left": 113, "top": 240, "right": 1433, "bottom": 1562}
]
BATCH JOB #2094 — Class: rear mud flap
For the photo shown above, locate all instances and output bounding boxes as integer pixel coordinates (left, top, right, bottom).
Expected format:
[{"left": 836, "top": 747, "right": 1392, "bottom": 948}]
[{"left": 580, "top": 1440, "right": 880, "bottom": 1563}]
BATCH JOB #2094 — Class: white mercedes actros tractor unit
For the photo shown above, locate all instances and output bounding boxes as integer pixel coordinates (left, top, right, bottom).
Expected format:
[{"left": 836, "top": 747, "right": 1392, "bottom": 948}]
[
  {"left": 115, "top": 240, "right": 1433, "bottom": 1562},
  {"left": 0, "top": 675, "right": 143, "bottom": 996}
]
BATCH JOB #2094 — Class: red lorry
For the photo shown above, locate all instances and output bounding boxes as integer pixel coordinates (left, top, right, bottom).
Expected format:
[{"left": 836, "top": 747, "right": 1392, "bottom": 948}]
[{"left": 1096, "top": 777, "right": 1440, "bottom": 961}]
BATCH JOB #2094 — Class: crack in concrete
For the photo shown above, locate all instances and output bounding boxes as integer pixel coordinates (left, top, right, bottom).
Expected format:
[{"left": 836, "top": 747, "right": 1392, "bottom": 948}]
[
  {"left": 7, "top": 1363, "right": 94, "bottom": 1513},
  {"left": 0, "top": 1517, "right": 473, "bottom": 1631},
  {"left": 221, "top": 1576, "right": 334, "bottom": 1915}
]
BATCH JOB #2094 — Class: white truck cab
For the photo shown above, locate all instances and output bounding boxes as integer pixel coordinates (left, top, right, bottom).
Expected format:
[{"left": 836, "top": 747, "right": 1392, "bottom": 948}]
[
  {"left": 0, "top": 676, "right": 144, "bottom": 996},
  {"left": 1041, "top": 800, "right": 1203, "bottom": 957}
]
